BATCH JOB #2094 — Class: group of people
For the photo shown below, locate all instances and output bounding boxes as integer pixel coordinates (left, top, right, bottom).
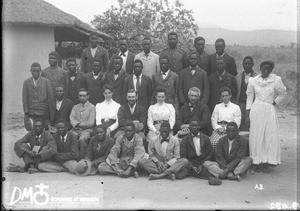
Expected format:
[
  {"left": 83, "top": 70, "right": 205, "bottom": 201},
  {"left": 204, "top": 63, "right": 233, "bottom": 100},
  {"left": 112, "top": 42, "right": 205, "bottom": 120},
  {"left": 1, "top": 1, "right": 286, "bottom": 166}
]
[{"left": 8, "top": 31, "right": 287, "bottom": 185}]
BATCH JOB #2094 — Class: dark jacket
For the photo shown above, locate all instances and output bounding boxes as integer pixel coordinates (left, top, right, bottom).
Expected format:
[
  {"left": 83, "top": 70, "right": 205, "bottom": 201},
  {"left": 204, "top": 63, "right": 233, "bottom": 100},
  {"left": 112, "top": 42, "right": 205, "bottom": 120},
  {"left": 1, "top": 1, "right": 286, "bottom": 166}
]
[
  {"left": 52, "top": 131, "right": 79, "bottom": 163},
  {"left": 81, "top": 72, "right": 105, "bottom": 105},
  {"left": 118, "top": 103, "right": 147, "bottom": 131},
  {"left": 65, "top": 71, "right": 85, "bottom": 105},
  {"left": 180, "top": 132, "right": 213, "bottom": 168},
  {"left": 22, "top": 76, "right": 53, "bottom": 116},
  {"left": 216, "top": 135, "right": 248, "bottom": 171},
  {"left": 109, "top": 51, "right": 135, "bottom": 75},
  {"left": 179, "top": 66, "right": 210, "bottom": 105},
  {"left": 104, "top": 70, "right": 128, "bottom": 105},
  {"left": 208, "top": 52, "right": 237, "bottom": 76},
  {"left": 81, "top": 45, "right": 109, "bottom": 73}
]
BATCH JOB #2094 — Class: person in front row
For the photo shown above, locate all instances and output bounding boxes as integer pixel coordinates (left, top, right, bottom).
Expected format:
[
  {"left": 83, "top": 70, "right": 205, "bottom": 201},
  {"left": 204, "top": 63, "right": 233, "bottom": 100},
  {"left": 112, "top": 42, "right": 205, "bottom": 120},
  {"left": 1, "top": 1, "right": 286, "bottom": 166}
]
[
  {"left": 98, "top": 121, "right": 146, "bottom": 178},
  {"left": 176, "top": 87, "right": 211, "bottom": 137},
  {"left": 38, "top": 119, "right": 79, "bottom": 174},
  {"left": 70, "top": 88, "right": 96, "bottom": 160},
  {"left": 95, "top": 84, "right": 121, "bottom": 138},
  {"left": 204, "top": 122, "right": 253, "bottom": 181},
  {"left": 139, "top": 121, "right": 188, "bottom": 181},
  {"left": 147, "top": 87, "right": 176, "bottom": 140},
  {"left": 14, "top": 119, "right": 57, "bottom": 173},
  {"left": 115, "top": 89, "right": 147, "bottom": 150},
  {"left": 75, "top": 125, "right": 115, "bottom": 176},
  {"left": 179, "top": 119, "right": 215, "bottom": 179},
  {"left": 210, "top": 86, "right": 241, "bottom": 153}
]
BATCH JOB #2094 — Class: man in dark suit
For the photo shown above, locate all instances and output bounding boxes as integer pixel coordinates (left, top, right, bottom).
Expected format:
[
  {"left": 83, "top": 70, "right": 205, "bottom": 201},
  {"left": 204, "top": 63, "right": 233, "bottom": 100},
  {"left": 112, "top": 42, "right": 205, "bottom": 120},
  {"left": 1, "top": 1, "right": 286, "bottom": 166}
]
[
  {"left": 38, "top": 119, "right": 79, "bottom": 174},
  {"left": 45, "top": 85, "right": 74, "bottom": 133},
  {"left": 104, "top": 56, "right": 128, "bottom": 105},
  {"left": 22, "top": 62, "right": 53, "bottom": 122},
  {"left": 14, "top": 119, "right": 57, "bottom": 173},
  {"left": 123, "top": 59, "right": 152, "bottom": 110},
  {"left": 160, "top": 31, "right": 189, "bottom": 76},
  {"left": 204, "top": 122, "right": 252, "bottom": 181},
  {"left": 194, "top": 36, "right": 210, "bottom": 75},
  {"left": 176, "top": 87, "right": 211, "bottom": 136},
  {"left": 109, "top": 37, "right": 135, "bottom": 74},
  {"left": 115, "top": 89, "right": 147, "bottom": 149},
  {"left": 65, "top": 58, "right": 85, "bottom": 105},
  {"left": 178, "top": 119, "right": 215, "bottom": 179},
  {"left": 208, "top": 57, "right": 238, "bottom": 112},
  {"left": 208, "top": 38, "right": 237, "bottom": 76},
  {"left": 81, "top": 59, "right": 105, "bottom": 105},
  {"left": 151, "top": 56, "right": 179, "bottom": 111},
  {"left": 235, "top": 56, "right": 258, "bottom": 131},
  {"left": 81, "top": 32, "right": 109, "bottom": 73},
  {"left": 179, "top": 52, "right": 210, "bottom": 106}
]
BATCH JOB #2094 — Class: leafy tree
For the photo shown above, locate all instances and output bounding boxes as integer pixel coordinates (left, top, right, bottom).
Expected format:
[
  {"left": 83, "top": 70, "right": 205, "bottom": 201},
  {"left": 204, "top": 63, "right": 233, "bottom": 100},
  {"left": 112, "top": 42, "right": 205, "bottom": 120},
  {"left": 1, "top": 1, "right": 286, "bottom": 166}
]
[{"left": 91, "top": 0, "right": 198, "bottom": 55}]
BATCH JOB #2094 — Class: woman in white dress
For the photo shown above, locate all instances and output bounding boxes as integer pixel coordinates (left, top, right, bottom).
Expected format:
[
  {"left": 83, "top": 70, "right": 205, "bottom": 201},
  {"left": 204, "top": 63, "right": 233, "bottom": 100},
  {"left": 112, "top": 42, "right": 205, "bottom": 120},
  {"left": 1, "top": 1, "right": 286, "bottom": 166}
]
[
  {"left": 147, "top": 87, "right": 176, "bottom": 140},
  {"left": 246, "top": 60, "right": 286, "bottom": 173},
  {"left": 95, "top": 84, "right": 121, "bottom": 138},
  {"left": 210, "top": 86, "right": 241, "bottom": 153}
]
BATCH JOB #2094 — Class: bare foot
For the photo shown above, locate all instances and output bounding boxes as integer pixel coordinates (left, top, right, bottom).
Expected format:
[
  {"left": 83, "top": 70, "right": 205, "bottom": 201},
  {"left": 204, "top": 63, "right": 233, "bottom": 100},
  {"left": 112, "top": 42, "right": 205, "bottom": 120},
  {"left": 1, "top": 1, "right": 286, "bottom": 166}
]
[
  {"left": 28, "top": 167, "right": 38, "bottom": 174},
  {"left": 149, "top": 173, "right": 166, "bottom": 180}
]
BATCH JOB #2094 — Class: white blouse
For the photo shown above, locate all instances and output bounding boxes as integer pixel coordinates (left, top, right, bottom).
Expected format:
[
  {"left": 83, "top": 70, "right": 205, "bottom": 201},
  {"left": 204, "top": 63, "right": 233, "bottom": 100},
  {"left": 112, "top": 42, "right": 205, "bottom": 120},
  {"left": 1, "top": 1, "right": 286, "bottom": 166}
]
[
  {"left": 211, "top": 102, "right": 241, "bottom": 130},
  {"left": 95, "top": 99, "right": 121, "bottom": 131},
  {"left": 147, "top": 102, "right": 175, "bottom": 132}
]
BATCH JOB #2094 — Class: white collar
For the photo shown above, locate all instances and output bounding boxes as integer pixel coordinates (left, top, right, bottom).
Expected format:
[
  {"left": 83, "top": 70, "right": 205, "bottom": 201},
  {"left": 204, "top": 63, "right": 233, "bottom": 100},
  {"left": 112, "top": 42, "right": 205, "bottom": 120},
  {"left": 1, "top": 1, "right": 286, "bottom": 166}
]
[
  {"left": 161, "top": 70, "right": 170, "bottom": 76},
  {"left": 133, "top": 74, "right": 142, "bottom": 79},
  {"left": 223, "top": 101, "right": 231, "bottom": 107}
]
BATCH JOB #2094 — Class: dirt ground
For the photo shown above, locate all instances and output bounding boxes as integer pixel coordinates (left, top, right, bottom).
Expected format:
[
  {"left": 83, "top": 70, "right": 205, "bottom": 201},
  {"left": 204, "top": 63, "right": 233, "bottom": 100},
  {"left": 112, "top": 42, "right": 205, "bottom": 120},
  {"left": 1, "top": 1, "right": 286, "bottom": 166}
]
[{"left": 1, "top": 109, "right": 299, "bottom": 210}]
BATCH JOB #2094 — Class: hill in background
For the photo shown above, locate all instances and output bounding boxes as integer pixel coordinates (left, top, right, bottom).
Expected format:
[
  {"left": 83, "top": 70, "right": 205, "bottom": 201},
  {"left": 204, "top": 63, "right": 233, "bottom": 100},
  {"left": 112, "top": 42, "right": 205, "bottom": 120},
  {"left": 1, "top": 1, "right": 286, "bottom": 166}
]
[{"left": 196, "top": 22, "right": 297, "bottom": 47}]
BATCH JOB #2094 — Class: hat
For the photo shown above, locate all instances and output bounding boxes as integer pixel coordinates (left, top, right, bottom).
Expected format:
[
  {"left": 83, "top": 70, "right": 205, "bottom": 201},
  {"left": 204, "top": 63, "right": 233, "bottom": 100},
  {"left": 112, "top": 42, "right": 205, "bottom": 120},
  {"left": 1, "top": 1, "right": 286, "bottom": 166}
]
[
  {"left": 260, "top": 60, "right": 274, "bottom": 70},
  {"left": 208, "top": 177, "right": 222, "bottom": 185},
  {"left": 24, "top": 116, "right": 34, "bottom": 131},
  {"left": 75, "top": 160, "right": 92, "bottom": 176}
]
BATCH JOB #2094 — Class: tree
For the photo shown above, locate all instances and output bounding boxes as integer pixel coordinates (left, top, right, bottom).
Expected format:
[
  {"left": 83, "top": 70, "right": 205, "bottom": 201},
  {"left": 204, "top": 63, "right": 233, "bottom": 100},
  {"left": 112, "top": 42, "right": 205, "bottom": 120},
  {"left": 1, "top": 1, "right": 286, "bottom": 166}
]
[{"left": 91, "top": 0, "right": 198, "bottom": 55}]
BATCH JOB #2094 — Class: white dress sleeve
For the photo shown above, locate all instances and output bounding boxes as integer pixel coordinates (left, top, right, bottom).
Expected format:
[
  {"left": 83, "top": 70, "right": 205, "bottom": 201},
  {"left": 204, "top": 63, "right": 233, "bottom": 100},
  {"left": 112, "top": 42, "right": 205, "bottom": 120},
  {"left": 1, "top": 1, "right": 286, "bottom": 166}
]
[
  {"left": 147, "top": 105, "right": 156, "bottom": 132},
  {"left": 168, "top": 104, "right": 176, "bottom": 130},
  {"left": 246, "top": 77, "right": 255, "bottom": 110},
  {"left": 233, "top": 105, "right": 242, "bottom": 127},
  {"left": 211, "top": 105, "right": 222, "bottom": 130},
  {"left": 109, "top": 103, "right": 121, "bottom": 132},
  {"left": 95, "top": 103, "right": 102, "bottom": 125},
  {"left": 274, "top": 76, "right": 287, "bottom": 105}
]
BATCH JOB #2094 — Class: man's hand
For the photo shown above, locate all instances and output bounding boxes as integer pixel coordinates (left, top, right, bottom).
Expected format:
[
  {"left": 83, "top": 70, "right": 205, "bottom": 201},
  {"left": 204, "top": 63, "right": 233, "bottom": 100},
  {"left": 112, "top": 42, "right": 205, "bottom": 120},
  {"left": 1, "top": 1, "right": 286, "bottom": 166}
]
[
  {"left": 155, "top": 161, "right": 165, "bottom": 172},
  {"left": 162, "top": 163, "right": 169, "bottom": 171},
  {"left": 32, "top": 151, "right": 41, "bottom": 158},
  {"left": 106, "top": 128, "right": 111, "bottom": 137},
  {"left": 218, "top": 168, "right": 229, "bottom": 179},
  {"left": 216, "top": 127, "right": 225, "bottom": 134},
  {"left": 26, "top": 150, "right": 35, "bottom": 157},
  {"left": 78, "top": 122, "right": 86, "bottom": 129},
  {"left": 122, "top": 166, "right": 134, "bottom": 178},
  {"left": 155, "top": 130, "right": 160, "bottom": 135},
  {"left": 192, "top": 166, "right": 199, "bottom": 174},
  {"left": 181, "top": 124, "right": 190, "bottom": 130}
]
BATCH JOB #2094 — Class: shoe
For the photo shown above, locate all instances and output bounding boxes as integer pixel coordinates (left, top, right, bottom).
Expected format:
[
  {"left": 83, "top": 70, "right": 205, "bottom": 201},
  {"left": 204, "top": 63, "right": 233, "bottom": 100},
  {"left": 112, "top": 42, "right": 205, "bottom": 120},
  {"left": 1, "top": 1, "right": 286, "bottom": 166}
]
[
  {"left": 28, "top": 168, "right": 38, "bottom": 174},
  {"left": 253, "top": 164, "right": 262, "bottom": 173},
  {"left": 262, "top": 163, "right": 271, "bottom": 173},
  {"left": 6, "top": 164, "right": 25, "bottom": 173},
  {"left": 134, "top": 171, "right": 138, "bottom": 178},
  {"left": 208, "top": 177, "right": 222, "bottom": 185},
  {"left": 171, "top": 173, "right": 175, "bottom": 181}
]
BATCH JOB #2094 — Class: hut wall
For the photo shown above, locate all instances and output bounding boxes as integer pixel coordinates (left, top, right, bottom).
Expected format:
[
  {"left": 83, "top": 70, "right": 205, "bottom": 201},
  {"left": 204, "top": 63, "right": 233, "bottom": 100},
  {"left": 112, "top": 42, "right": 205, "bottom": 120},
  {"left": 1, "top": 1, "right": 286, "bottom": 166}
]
[{"left": 3, "top": 25, "right": 55, "bottom": 114}]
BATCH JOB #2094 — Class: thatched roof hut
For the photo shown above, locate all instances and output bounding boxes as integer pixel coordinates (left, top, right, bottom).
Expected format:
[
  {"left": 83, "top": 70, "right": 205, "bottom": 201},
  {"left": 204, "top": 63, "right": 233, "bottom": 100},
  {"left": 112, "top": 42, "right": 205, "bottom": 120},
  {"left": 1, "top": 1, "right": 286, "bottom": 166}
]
[{"left": 2, "top": 0, "right": 112, "bottom": 41}]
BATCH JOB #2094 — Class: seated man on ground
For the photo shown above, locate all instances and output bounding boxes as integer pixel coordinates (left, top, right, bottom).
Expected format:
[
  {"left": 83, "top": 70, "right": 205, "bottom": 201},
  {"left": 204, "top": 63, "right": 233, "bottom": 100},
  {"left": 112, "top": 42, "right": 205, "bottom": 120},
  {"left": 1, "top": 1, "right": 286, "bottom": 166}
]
[
  {"left": 138, "top": 121, "right": 188, "bottom": 181},
  {"left": 13, "top": 119, "right": 57, "bottom": 173},
  {"left": 38, "top": 119, "right": 79, "bottom": 173},
  {"left": 176, "top": 87, "right": 211, "bottom": 137},
  {"left": 98, "top": 121, "right": 146, "bottom": 178},
  {"left": 70, "top": 88, "right": 96, "bottom": 160},
  {"left": 204, "top": 122, "right": 252, "bottom": 181},
  {"left": 75, "top": 125, "right": 115, "bottom": 176},
  {"left": 179, "top": 119, "right": 216, "bottom": 180}
]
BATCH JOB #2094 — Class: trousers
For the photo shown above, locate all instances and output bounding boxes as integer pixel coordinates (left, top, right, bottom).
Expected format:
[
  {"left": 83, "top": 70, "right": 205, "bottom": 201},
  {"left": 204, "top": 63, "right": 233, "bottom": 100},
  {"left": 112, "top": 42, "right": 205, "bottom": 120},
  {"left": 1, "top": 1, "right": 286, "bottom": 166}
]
[{"left": 38, "top": 160, "right": 78, "bottom": 174}]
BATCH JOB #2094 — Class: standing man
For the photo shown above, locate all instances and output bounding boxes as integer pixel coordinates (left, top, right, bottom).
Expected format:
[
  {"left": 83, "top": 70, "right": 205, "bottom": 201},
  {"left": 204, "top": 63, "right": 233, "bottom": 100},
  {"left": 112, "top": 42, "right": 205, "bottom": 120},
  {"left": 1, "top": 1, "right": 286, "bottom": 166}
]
[
  {"left": 176, "top": 87, "right": 211, "bottom": 136},
  {"left": 204, "top": 122, "right": 253, "bottom": 181},
  {"left": 139, "top": 121, "right": 189, "bottom": 181},
  {"left": 41, "top": 51, "right": 68, "bottom": 93},
  {"left": 81, "top": 59, "right": 105, "bottom": 105},
  {"left": 38, "top": 119, "right": 79, "bottom": 174},
  {"left": 14, "top": 119, "right": 57, "bottom": 173},
  {"left": 194, "top": 36, "right": 210, "bottom": 75},
  {"left": 70, "top": 88, "right": 96, "bottom": 160},
  {"left": 151, "top": 56, "right": 179, "bottom": 111},
  {"left": 103, "top": 56, "right": 128, "bottom": 104},
  {"left": 235, "top": 56, "right": 258, "bottom": 131},
  {"left": 22, "top": 62, "right": 53, "bottom": 122},
  {"left": 109, "top": 37, "right": 135, "bottom": 74},
  {"left": 123, "top": 59, "right": 152, "bottom": 110},
  {"left": 134, "top": 37, "right": 160, "bottom": 78},
  {"left": 65, "top": 57, "right": 85, "bottom": 105},
  {"left": 81, "top": 32, "right": 109, "bottom": 73},
  {"left": 179, "top": 52, "right": 210, "bottom": 106},
  {"left": 160, "top": 32, "right": 189, "bottom": 76},
  {"left": 208, "top": 38, "right": 237, "bottom": 76},
  {"left": 45, "top": 85, "right": 74, "bottom": 133},
  {"left": 98, "top": 121, "right": 146, "bottom": 178},
  {"left": 208, "top": 57, "right": 238, "bottom": 112}
]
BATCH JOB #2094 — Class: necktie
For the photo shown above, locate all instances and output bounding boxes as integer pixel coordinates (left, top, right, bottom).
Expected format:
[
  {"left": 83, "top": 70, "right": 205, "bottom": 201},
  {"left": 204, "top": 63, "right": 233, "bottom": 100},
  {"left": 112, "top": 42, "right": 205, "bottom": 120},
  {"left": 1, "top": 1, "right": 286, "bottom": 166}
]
[
  {"left": 120, "top": 53, "right": 126, "bottom": 57},
  {"left": 190, "top": 105, "right": 194, "bottom": 111},
  {"left": 61, "top": 136, "right": 65, "bottom": 143},
  {"left": 35, "top": 136, "right": 40, "bottom": 145},
  {"left": 136, "top": 76, "right": 140, "bottom": 92}
]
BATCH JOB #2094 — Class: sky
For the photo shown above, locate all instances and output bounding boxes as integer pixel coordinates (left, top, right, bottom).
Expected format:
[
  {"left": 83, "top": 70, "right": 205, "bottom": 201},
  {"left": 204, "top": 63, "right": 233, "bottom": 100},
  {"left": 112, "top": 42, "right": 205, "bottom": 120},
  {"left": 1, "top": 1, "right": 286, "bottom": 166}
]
[{"left": 44, "top": 0, "right": 297, "bottom": 31}]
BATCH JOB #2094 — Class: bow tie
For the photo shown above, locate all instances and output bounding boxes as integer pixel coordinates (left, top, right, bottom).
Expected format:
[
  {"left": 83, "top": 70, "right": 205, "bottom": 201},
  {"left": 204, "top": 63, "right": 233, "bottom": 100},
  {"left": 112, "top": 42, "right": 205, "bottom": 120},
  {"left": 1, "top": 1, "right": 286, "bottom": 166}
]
[
  {"left": 192, "top": 134, "right": 200, "bottom": 138},
  {"left": 94, "top": 74, "right": 99, "bottom": 77},
  {"left": 120, "top": 53, "right": 126, "bottom": 57},
  {"left": 161, "top": 138, "right": 169, "bottom": 144},
  {"left": 162, "top": 72, "right": 167, "bottom": 75},
  {"left": 69, "top": 73, "right": 77, "bottom": 77}
]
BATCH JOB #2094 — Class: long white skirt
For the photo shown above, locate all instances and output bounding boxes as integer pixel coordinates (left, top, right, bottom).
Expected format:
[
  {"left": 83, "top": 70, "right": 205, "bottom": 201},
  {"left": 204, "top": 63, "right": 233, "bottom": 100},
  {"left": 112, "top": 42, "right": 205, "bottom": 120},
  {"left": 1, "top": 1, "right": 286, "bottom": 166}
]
[{"left": 249, "top": 102, "right": 280, "bottom": 165}]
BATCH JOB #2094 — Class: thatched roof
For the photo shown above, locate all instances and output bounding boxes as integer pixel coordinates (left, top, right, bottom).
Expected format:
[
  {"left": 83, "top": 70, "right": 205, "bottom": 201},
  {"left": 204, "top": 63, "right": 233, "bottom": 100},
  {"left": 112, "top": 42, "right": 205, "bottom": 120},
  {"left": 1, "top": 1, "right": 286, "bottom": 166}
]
[{"left": 2, "top": 0, "right": 112, "bottom": 41}]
